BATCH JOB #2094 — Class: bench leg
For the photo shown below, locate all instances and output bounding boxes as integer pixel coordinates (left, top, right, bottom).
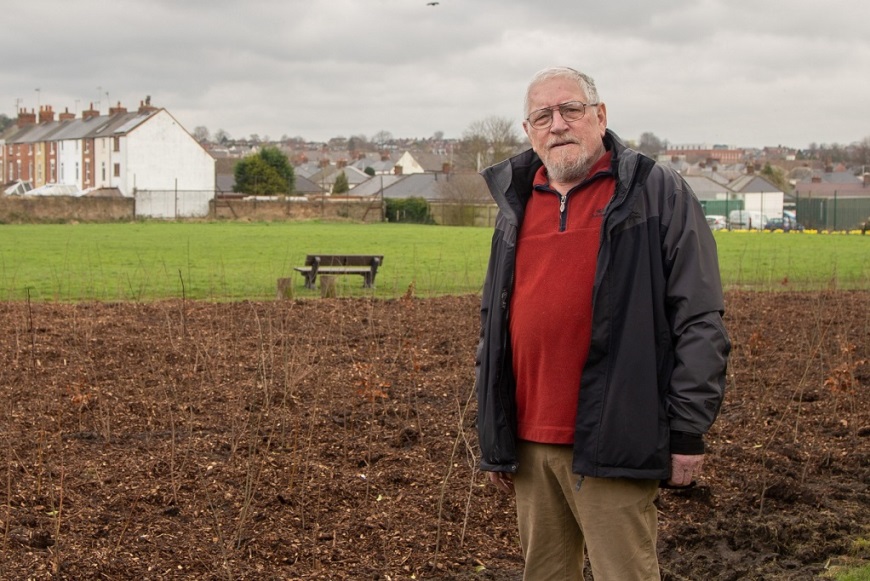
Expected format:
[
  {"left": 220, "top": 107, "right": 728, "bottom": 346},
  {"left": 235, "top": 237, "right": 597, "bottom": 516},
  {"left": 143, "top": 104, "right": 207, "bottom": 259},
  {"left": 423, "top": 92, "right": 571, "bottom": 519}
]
[
  {"left": 304, "top": 273, "right": 317, "bottom": 289},
  {"left": 363, "top": 273, "right": 373, "bottom": 288}
]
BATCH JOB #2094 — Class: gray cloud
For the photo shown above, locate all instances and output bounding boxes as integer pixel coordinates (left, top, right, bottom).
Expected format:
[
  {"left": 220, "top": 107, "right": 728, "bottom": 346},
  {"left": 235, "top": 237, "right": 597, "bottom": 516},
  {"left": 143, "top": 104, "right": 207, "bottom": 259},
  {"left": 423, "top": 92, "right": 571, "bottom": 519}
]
[{"left": 3, "top": 0, "right": 868, "bottom": 148}]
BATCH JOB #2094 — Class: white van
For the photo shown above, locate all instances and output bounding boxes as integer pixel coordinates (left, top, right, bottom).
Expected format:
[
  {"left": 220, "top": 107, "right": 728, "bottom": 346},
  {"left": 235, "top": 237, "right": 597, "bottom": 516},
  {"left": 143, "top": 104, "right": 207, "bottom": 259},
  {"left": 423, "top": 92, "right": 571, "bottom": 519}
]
[{"left": 729, "top": 210, "right": 770, "bottom": 230}]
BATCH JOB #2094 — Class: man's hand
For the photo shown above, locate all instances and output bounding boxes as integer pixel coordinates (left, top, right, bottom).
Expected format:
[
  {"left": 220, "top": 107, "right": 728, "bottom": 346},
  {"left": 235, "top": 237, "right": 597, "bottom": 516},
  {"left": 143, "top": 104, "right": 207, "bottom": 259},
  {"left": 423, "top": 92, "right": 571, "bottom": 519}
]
[
  {"left": 667, "top": 453, "right": 704, "bottom": 487},
  {"left": 487, "top": 471, "right": 515, "bottom": 494}
]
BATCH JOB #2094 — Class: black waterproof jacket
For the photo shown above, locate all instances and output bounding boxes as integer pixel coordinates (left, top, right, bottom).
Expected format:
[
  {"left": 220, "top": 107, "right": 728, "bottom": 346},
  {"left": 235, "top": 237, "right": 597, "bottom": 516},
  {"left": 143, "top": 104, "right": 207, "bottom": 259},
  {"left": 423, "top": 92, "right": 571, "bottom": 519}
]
[{"left": 475, "top": 130, "right": 731, "bottom": 480}]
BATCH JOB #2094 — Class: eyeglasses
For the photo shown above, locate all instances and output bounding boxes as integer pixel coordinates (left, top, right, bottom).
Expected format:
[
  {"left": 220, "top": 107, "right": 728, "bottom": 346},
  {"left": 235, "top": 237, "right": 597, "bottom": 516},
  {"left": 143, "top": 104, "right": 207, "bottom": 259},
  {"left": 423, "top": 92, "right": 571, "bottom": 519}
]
[{"left": 525, "top": 101, "right": 599, "bottom": 130}]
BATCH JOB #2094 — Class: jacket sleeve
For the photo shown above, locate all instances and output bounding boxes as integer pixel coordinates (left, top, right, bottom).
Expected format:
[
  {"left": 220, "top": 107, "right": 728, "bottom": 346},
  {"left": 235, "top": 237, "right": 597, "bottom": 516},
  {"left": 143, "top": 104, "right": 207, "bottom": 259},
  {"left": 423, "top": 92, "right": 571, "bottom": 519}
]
[
  {"left": 474, "top": 211, "right": 520, "bottom": 473},
  {"left": 659, "top": 170, "right": 731, "bottom": 449}
]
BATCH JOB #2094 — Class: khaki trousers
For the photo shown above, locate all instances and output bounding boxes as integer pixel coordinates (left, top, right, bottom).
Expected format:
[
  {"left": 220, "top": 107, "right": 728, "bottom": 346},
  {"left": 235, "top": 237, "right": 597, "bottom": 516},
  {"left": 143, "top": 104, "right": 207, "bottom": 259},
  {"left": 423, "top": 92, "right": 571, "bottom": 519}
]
[{"left": 514, "top": 441, "right": 660, "bottom": 581}]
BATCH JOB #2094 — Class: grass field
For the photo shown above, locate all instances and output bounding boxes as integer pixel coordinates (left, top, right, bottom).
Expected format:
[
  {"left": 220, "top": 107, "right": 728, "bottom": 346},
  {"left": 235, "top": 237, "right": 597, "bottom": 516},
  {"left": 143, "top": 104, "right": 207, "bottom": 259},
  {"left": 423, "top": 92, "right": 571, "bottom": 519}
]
[{"left": 1, "top": 221, "right": 868, "bottom": 301}]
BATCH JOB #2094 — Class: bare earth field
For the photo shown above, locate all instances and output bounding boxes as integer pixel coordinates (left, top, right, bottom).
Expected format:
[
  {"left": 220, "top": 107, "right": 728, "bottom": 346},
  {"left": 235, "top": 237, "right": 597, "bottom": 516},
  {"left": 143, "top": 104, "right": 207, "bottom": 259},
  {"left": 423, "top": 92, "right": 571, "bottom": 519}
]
[{"left": 1, "top": 291, "right": 868, "bottom": 580}]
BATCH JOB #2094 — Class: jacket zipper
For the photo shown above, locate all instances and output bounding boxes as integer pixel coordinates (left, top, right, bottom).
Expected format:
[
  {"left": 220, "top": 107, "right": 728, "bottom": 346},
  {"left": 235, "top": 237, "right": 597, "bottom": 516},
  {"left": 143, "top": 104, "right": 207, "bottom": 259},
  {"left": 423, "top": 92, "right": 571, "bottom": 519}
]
[{"left": 559, "top": 194, "right": 567, "bottom": 231}]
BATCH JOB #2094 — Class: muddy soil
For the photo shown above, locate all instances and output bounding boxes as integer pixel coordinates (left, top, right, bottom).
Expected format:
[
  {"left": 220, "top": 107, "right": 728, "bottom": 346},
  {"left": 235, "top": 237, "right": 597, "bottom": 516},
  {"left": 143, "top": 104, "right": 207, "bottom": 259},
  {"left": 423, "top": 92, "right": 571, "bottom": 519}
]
[{"left": 1, "top": 291, "right": 868, "bottom": 580}]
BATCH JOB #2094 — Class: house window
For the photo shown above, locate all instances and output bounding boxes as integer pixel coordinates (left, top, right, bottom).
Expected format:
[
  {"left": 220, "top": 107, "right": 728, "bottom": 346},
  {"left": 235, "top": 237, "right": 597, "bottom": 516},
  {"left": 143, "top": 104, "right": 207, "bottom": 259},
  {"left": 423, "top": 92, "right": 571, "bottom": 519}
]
[
  {"left": 113, "top": 137, "right": 120, "bottom": 152},
  {"left": 101, "top": 162, "right": 106, "bottom": 181},
  {"left": 75, "top": 162, "right": 79, "bottom": 180},
  {"left": 113, "top": 163, "right": 120, "bottom": 177},
  {"left": 50, "top": 160, "right": 56, "bottom": 181}
]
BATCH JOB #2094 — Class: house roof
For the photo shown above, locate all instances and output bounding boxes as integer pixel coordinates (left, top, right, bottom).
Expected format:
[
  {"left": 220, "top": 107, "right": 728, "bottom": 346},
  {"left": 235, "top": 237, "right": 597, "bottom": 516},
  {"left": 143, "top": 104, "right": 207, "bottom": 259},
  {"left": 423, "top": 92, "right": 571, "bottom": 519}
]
[
  {"left": 403, "top": 151, "right": 450, "bottom": 172},
  {"left": 4, "top": 110, "right": 160, "bottom": 144},
  {"left": 682, "top": 176, "right": 732, "bottom": 201},
  {"left": 727, "top": 175, "right": 783, "bottom": 194},
  {"left": 380, "top": 173, "right": 446, "bottom": 200},
  {"left": 349, "top": 156, "right": 395, "bottom": 174},
  {"left": 807, "top": 170, "right": 862, "bottom": 184},
  {"left": 342, "top": 174, "right": 403, "bottom": 197},
  {"left": 307, "top": 165, "right": 370, "bottom": 187},
  {"left": 792, "top": 181, "right": 870, "bottom": 199},
  {"left": 294, "top": 175, "right": 323, "bottom": 194}
]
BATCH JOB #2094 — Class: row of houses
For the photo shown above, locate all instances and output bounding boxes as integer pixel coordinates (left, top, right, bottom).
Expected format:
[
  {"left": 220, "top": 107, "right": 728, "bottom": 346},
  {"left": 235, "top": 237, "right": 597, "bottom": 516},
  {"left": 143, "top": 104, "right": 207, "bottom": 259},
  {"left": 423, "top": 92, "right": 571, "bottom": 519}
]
[
  {"left": 3, "top": 100, "right": 868, "bottom": 226},
  {"left": 1, "top": 100, "right": 215, "bottom": 197}
]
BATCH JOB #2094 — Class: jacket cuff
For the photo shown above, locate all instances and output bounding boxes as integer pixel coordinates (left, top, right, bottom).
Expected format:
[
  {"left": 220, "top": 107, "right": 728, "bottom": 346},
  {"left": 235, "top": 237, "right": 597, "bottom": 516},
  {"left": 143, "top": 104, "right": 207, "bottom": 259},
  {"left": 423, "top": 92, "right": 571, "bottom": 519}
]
[{"left": 670, "top": 430, "right": 705, "bottom": 454}]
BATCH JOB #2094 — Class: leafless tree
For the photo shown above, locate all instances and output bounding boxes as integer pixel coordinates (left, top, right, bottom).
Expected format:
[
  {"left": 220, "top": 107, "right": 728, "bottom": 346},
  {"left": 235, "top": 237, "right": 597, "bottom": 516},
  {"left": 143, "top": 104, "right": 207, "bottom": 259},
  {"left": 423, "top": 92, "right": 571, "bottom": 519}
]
[
  {"left": 192, "top": 125, "right": 210, "bottom": 143},
  {"left": 457, "top": 116, "right": 521, "bottom": 171}
]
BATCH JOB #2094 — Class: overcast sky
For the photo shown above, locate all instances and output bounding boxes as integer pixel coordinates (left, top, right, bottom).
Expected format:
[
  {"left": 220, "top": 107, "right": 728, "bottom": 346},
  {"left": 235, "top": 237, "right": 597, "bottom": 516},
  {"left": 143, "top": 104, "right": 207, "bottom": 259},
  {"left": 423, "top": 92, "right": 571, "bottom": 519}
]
[{"left": 4, "top": 0, "right": 868, "bottom": 149}]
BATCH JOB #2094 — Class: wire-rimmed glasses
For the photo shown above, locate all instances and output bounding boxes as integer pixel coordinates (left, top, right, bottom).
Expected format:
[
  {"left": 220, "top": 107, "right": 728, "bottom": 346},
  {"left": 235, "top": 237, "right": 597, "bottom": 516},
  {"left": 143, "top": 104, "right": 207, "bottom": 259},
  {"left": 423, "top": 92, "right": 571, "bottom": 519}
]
[{"left": 525, "top": 101, "right": 599, "bottom": 130}]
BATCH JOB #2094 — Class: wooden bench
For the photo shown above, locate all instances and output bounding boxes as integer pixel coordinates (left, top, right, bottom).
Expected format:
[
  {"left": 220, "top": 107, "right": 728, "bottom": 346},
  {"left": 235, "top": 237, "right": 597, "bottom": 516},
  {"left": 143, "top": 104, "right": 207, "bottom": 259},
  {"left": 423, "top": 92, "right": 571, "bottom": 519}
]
[{"left": 293, "top": 254, "right": 384, "bottom": 289}]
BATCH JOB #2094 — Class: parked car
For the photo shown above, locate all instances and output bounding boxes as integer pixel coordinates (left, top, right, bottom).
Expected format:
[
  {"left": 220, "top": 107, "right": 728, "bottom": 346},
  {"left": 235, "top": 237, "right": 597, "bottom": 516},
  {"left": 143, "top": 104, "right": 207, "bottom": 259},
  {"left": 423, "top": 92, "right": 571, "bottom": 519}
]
[
  {"left": 764, "top": 217, "right": 805, "bottom": 232},
  {"left": 706, "top": 215, "right": 727, "bottom": 230},
  {"left": 729, "top": 210, "right": 770, "bottom": 230}
]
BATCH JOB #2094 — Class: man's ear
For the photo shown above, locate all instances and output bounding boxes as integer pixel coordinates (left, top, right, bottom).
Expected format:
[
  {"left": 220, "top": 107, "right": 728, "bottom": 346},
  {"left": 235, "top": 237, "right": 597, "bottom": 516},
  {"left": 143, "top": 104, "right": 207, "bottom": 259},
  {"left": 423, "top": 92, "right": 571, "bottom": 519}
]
[{"left": 596, "top": 103, "right": 608, "bottom": 136}]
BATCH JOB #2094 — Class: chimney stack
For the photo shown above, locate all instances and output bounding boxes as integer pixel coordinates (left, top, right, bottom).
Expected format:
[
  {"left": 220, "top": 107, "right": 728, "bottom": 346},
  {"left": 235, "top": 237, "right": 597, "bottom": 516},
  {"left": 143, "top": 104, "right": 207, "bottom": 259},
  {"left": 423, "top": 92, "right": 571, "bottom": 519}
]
[
  {"left": 82, "top": 102, "right": 100, "bottom": 120},
  {"left": 442, "top": 162, "right": 451, "bottom": 174},
  {"left": 38, "top": 105, "right": 55, "bottom": 123},
  {"left": 17, "top": 108, "right": 37, "bottom": 128},
  {"left": 109, "top": 101, "right": 127, "bottom": 115},
  {"left": 394, "top": 164, "right": 403, "bottom": 176},
  {"left": 58, "top": 107, "right": 75, "bottom": 121},
  {"left": 138, "top": 95, "right": 158, "bottom": 114}
]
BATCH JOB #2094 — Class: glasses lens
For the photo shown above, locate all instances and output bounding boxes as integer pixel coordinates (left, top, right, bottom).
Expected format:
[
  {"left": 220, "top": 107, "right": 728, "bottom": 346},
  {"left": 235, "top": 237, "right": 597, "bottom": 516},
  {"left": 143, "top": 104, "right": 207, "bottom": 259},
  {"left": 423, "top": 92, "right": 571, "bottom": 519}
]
[
  {"left": 559, "top": 102, "right": 586, "bottom": 122},
  {"left": 529, "top": 110, "right": 552, "bottom": 129}
]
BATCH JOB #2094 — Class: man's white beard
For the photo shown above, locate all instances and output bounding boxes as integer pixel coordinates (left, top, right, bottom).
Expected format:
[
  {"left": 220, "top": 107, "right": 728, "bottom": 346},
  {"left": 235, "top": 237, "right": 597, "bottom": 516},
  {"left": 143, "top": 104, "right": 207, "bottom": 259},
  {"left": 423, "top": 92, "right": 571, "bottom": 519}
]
[{"left": 542, "top": 141, "right": 603, "bottom": 184}]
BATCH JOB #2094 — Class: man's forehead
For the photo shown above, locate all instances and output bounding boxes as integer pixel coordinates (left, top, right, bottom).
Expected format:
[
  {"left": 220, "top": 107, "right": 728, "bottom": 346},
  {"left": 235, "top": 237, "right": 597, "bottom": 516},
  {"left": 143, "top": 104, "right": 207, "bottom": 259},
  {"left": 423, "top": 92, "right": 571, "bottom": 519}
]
[{"left": 527, "top": 78, "right": 587, "bottom": 108}]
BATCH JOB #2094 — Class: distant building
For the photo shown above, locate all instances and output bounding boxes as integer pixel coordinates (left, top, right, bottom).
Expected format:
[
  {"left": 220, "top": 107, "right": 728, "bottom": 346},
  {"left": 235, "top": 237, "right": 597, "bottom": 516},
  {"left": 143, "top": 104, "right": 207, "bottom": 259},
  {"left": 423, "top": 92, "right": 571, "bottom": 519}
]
[
  {"left": 665, "top": 143, "right": 745, "bottom": 164},
  {"left": 1, "top": 98, "right": 214, "bottom": 197}
]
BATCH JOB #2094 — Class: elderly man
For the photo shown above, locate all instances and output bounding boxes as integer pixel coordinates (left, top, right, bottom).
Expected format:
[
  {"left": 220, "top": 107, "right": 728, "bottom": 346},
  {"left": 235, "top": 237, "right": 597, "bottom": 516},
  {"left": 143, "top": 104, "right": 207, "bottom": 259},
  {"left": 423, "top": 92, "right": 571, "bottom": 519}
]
[{"left": 475, "top": 67, "right": 731, "bottom": 580}]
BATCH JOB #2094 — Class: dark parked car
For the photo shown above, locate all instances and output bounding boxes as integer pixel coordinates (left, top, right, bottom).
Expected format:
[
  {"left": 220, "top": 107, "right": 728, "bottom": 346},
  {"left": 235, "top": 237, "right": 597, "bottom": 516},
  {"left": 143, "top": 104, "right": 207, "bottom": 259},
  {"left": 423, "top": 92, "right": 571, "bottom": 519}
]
[{"left": 764, "top": 217, "right": 805, "bottom": 232}]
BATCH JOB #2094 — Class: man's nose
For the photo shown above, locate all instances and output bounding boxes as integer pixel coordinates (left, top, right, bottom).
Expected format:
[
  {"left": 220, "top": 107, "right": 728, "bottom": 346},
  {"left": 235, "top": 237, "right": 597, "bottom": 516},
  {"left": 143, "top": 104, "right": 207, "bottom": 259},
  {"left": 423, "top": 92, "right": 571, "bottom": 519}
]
[{"left": 549, "top": 109, "right": 570, "bottom": 132}]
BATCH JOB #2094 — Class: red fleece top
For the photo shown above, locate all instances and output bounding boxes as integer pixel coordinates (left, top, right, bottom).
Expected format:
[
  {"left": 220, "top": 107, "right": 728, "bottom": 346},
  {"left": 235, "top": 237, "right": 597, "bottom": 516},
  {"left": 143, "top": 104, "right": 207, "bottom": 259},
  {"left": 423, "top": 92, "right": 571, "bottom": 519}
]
[{"left": 509, "top": 152, "right": 615, "bottom": 444}]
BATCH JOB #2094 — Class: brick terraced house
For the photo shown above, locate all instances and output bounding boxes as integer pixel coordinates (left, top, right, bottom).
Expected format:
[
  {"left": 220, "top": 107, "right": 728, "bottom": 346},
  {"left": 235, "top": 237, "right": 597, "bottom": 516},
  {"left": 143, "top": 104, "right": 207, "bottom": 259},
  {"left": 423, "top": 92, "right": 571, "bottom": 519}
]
[{"left": 1, "top": 97, "right": 214, "bottom": 197}]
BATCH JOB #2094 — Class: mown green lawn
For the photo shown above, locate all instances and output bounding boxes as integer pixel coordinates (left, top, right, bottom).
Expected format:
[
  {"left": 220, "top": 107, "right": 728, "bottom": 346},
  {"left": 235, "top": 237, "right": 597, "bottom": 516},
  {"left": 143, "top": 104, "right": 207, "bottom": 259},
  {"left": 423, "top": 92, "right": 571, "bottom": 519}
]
[{"left": 1, "top": 221, "right": 868, "bottom": 301}]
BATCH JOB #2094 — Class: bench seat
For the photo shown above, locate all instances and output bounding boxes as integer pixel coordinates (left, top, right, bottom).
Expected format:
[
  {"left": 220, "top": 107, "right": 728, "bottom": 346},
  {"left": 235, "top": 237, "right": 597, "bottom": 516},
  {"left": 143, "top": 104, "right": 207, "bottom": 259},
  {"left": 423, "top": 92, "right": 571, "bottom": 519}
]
[{"left": 293, "top": 254, "right": 383, "bottom": 289}]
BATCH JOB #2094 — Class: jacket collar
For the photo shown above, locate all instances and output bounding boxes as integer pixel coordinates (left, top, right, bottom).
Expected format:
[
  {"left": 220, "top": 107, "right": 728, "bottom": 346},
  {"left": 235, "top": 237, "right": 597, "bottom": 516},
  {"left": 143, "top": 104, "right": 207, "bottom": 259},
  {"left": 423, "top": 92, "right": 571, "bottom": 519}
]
[{"left": 481, "top": 129, "right": 630, "bottom": 224}]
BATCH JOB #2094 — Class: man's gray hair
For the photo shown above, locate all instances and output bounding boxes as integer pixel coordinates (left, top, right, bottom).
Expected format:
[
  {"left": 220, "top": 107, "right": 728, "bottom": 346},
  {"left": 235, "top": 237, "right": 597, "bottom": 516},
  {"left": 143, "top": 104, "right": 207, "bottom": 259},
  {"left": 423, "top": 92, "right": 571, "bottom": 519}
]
[{"left": 524, "top": 67, "right": 600, "bottom": 116}]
